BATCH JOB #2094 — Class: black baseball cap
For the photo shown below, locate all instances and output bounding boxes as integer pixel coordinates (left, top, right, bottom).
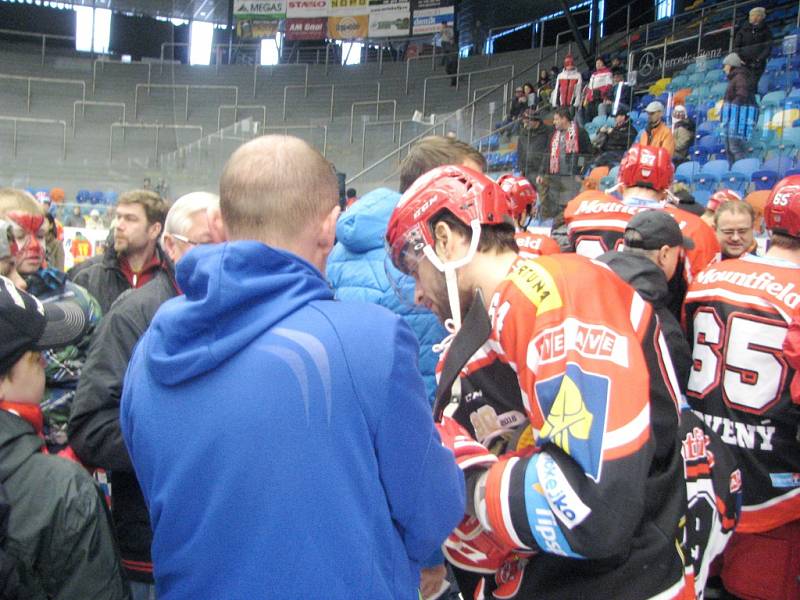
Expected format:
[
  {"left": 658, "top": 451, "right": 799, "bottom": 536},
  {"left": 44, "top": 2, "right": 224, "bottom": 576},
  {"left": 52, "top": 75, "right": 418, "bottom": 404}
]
[
  {"left": 0, "top": 275, "right": 88, "bottom": 375},
  {"left": 625, "top": 210, "right": 695, "bottom": 250}
]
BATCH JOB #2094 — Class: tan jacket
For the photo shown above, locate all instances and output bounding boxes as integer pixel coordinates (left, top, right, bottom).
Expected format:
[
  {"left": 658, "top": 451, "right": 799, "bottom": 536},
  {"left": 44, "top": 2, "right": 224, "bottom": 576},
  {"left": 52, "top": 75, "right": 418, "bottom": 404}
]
[{"left": 638, "top": 121, "right": 676, "bottom": 157}]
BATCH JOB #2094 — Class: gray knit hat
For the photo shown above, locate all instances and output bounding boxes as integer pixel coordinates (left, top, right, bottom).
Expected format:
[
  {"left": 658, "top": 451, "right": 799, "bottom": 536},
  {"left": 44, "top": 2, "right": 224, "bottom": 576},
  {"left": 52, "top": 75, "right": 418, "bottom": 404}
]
[{"left": 723, "top": 53, "right": 744, "bottom": 68}]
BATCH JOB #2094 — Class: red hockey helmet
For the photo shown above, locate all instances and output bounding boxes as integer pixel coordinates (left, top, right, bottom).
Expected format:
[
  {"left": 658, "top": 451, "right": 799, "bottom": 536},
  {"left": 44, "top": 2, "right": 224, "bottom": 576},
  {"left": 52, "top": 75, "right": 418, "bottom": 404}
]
[
  {"left": 765, "top": 175, "right": 800, "bottom": 238},
  {"left": 618, "top": 144, "right": 674, "bottom": 192},
  {"left": 497, "top": 174, "right": 538, "bottom": 220},
  {"left": 386, "top": 164, "right": 510, "bottom": 275},
  {"left": 706, "top": 188, "right": 742, "bottom": 213}
]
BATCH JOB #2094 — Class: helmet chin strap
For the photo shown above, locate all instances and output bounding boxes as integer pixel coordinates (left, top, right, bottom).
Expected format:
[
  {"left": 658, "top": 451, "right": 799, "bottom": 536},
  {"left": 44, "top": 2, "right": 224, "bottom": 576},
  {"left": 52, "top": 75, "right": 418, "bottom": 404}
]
[{"left": 421, "top": 220, "right": 482, "bottom": 331}]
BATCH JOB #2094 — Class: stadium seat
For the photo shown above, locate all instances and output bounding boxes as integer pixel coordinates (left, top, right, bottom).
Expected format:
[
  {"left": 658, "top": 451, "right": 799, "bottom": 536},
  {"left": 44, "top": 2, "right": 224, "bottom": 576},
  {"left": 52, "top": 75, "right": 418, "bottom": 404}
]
[
  {"left": 701, "top": 159, "right": 730, "bottom": 178},
  {"left": 696, "top": 121, "right": 717, "bottom": 140},
  {"left": 763, "top": 155, "right": 795, "bottom": 176},
  {"left": 751, "top": 170, "right": 780, "bottom": 191},
  {"left": 730, "top": 158, "right": 762, "bottom": 180},
  {"left": 758, "top": 74, "right": 772, "bottom": 97},
  {"left": 692, "top": 172, "right": 720, "bottom": 191},
  {"left": 761, "top": 90, "right": 788, "bottom": 109},
  {"left": 720, "top": 172, "right": 749, "bottom": 196},
  {"left": 675, "top": 160, "right": 701, "bottom": 183},
  {"left": 704, "top": 70, "right": 726, "bottom": 84},
  {"left": 697, "top": 137, "right": 724, "bottom": 160},
  {"left": 709, "top": 82, "right": 728, "bottom": 98},
  {"left": 786, "top": 168, "right": 800, "bottom": 177},
  {"left": 781, "top": 127, "right": 800, "bottom": 148}
]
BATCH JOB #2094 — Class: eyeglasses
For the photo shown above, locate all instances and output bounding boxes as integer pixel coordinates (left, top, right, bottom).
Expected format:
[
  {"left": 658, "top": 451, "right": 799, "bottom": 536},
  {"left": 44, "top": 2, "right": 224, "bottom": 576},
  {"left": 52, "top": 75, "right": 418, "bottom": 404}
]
[
  {"left": 170, "top": 233, "right": 206, "bottom": 246},
  {"left": 719, "top": 228, "right": 752, "bottom": 238}
]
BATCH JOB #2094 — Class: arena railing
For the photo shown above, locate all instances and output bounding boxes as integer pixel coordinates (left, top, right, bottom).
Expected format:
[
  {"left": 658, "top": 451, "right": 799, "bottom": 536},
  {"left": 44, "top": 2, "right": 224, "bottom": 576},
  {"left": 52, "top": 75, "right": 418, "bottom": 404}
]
[
  {"left": 0, "top": 115, "right": 67, "bottom": 160},
  {"left": 0, "top": 73, "right": 86, "bottom": 113}
]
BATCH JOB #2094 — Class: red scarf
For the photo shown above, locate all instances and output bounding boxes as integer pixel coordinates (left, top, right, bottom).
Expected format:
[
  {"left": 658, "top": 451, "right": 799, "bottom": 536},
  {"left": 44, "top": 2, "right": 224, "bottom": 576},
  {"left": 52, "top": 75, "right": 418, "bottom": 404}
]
[
  {"left": 119, "top": 251, "right": 163, "bottom": 289},
  {"left": 549, "top": 123, "right": 580, "bottom": 174},
  {"left": 1, "top": 400, "right": 81, "bottom": 462}
]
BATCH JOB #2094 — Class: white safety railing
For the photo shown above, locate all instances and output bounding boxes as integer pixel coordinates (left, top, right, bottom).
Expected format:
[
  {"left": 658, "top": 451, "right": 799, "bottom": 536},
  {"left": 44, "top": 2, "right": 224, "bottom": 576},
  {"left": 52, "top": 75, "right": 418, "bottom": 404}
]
[
  {"left": 0, "top": 28, "right": 74, "bottom": 65},
  {"left": 0, "top": 115, "right": 67, "bottom": 159},
  {"left": 134, "top": 84, "right": 239, "bottom": 120},
  {"left": 349, "top": 100, "right": 397, "bottom": 143},
  {"left": 110, "top": 122, "right": 204, "bottom": 162},
  {"left": 254, "top": 63, "right": 309, "bottom": 98},
  {"left": 92, "top": 59, "right": 151, "bottom": 94},
  {"left": 217, "top": 105, "right": 267, "bottom": 132},
  {"left": 422, "top": 64, "right": 514, "bottom": 115},
  {"left": 282, "top": 84, "right": 335, "bottom": 121},
  {"left": 72, "top": 100, "right": 126, "bottom": 135},
  {"left": 0, "top": 73, "right": 86, "bottom": 112}
]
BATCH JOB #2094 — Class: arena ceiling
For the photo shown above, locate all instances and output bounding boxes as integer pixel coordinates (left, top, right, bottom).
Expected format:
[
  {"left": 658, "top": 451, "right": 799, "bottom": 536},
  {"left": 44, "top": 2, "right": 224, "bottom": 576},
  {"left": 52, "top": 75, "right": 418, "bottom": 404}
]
[{"left": 65, "top": 0, "right": 581, "bottom": 27}]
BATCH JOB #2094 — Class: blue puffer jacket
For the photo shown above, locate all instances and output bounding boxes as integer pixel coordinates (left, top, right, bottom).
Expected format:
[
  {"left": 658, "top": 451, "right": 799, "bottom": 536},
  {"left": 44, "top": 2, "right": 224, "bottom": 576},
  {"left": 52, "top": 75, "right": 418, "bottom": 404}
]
[{"left": 327, "top": 188, "right": 446, "bottom": 405}]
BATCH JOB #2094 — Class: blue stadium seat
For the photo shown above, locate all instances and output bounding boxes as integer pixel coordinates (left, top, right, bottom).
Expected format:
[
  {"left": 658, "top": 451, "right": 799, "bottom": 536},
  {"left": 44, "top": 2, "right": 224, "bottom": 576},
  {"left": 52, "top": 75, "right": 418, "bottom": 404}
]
[
  {"left": 721, "top": 172, "right": 749, "bottom": 196},
  {"left": 786, "top": 168, "right": 800, "bottom": 178},
  {"left": 751, "top": 170, "right": 780, "bottom": 191},
  {"left": 763, "top": 155, "right": 795, "bottom": 176},
  {"left": 692, "top": 172, "right": 720, "bottom": 192},
  {"left": 761, "top": 90, "right": 788, "bottom": 109},
  {"left": 759, "top": 74, "right": 772, "bottom": 97},
  {"left": 676, "top": 160, "right": 701, "bottom": 182},
  {"left": 76, "top": 189, "right": 91, "bottom": 204},
  {"left": 694, "top": 190, "right": 712, "bottom": 206},
  {"left": 705, "top": 70, "right": 725, "bottom": 84},
  {"left": 697, "top": 137, "right": 724, "bottom": 160},
  {"left": 730, "top": 158, "right": 762, "bottom": 180},
  {"left": 696, "top": 121, "right": 718, "bottom": 140},
  {"left": 702, "top": 159, "right": 730, "bottom": 178}
]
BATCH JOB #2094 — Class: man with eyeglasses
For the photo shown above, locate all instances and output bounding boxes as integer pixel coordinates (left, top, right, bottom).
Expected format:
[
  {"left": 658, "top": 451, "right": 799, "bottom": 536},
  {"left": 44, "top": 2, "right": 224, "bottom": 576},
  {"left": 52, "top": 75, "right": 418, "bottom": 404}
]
[
  {"left": 715, "top": 199, "right": 757, "bottom": 260},
  {"left": 69, "top": 192, "right": 218, "bottom": 600}
]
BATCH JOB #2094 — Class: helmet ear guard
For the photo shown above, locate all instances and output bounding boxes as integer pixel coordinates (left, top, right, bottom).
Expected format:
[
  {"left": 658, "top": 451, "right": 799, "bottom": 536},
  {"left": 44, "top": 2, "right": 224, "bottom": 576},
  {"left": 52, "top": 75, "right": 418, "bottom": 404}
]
[{"left": 765, "top": 175, "right": 800, "bottom": 238}]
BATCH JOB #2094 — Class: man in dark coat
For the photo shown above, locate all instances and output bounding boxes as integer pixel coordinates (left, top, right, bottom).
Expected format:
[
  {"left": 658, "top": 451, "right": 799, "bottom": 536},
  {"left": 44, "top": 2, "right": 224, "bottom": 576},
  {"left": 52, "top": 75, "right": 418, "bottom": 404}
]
[
  {"left": 733, "top": 7, "right": 772, "bottom": 87},
  {"left": 516, "top": 109, "right": 553, "bottom": 178}
]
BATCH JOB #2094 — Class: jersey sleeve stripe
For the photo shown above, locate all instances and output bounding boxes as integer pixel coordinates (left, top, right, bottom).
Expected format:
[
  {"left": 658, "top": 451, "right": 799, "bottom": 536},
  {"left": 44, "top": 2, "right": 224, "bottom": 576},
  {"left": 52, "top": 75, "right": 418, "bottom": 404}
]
[
  {"left": 485, "top": 456, "right": 528, "bottom": 550},
  {"left": 567, "top": 219, "right": 629, "bottom": 232},
  {"left": 629, "top": 292, "right": 647, "bottom": 332},
  {"left": 603, "top": 403, "right": 651, "bottom": 460},
  {"left": 737, "top": 487, "right": 800, "bottom": 533}
]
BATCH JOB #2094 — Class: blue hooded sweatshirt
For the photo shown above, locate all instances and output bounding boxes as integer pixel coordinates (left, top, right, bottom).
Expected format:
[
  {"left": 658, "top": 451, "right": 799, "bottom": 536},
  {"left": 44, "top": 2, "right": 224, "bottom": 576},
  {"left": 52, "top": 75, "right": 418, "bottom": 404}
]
[
  {"left": 327, "top": 188, "right": 447, "bottom": 405},
  {"left": 120, "top": 242, "right": 465, "bottom": 600}
]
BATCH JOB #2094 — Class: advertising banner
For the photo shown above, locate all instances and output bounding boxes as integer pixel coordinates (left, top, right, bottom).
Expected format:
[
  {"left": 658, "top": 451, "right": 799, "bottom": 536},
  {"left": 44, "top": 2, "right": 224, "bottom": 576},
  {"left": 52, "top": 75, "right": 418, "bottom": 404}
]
[
  {"left": 62, "top": 227, "right": 110, "bottom": 271},
  {"left": 328, "top": 14, "right": 369, "bottom": 38},
  {"left": 410, "top": 0, "right": 453, "bottom": 35},
  {"left": 368, "top": 1, "right": 410, "bottom": 38},
  {"left": 234, "top": 0, "right": 287, "bottom": 39},
  {"left": 286, "top": 0, "right": 330, "bottom": 18},
  {"left": 329, "top": 0, "right": 368, "bottom": 16},
  {"left": 631, "top": 27, "right": 732, "bottom": 85},
  {"left": 285, "top": 17, "right": 328, "bottom": 39}
]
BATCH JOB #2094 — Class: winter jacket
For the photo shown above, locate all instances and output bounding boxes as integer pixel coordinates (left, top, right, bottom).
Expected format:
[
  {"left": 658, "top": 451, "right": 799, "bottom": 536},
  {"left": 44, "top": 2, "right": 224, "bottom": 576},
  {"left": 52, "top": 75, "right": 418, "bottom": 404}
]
[
  {"left": 733, "top": 20, "right": 773, "bottom": 69},
  {"left": 546, "top": 125, "right": 593, "bottom": 176},
  {"left": 120, "top": 242, "right": 465, "bottom": 600},
  {"left": 23, "top": 269, "right": 102, "bottom": 453},
  {"left": 68, "top": 244, "right": 168, "bottom": 315},
  {"left": 584, "top": 67, "right": 613, "bottom": 103},
  {"left": 551, "top": 69, "right": 583, "bottom": 108},
  {"left": 595, "top": 121, "right": 638, "bottom": 154},
  {"left": 724, "top": 66, "right": 756, "bottom": 106},
  {"left": 0, "top": 483, "right": 19, "bottom": 600},
  {"left": 672, "top": 118, "right": 696, "bottom": 161},
  {"left": 69, "top": 268, "right": 178, "bottom": 584},
  {"left": 327, "top": 188, "right": 446, "bottom": 404},
  {"left": 596, "top": 251, "right": 691, "bottom": 384},
  {"left": 638, "top": 120, "right": 676, "bottom": 157},
  {"left": 517, "top": 123, "right": 553, "bottom": 177},
  {"left": 0, "top": 411, "right": 129, "bottom": 600}
]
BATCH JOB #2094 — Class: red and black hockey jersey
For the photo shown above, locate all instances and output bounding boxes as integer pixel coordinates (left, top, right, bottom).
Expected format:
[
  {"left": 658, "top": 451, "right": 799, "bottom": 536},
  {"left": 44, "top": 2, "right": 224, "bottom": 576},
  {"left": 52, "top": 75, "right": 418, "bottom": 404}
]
[
  {"left": 443, "top": 254, "right": 689, "bottom": 599},
  {"left": 514, "top": 231, "right": 561, "bottom": 261},
  {"left": 683, "top": 254, "right": 800, "bottom": 534}
]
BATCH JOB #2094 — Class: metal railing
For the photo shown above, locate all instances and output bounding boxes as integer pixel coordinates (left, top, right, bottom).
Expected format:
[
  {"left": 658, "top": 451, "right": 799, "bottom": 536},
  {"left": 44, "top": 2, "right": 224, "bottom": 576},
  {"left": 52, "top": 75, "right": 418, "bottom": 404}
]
[
  {"left": 349, "top": 100, "right": 398, "bottom": 143},
  {"left": 404, "top": 50, "right": 461, "bottom": 93},
  {"left": 158, "top": 119, "right": 259, "bottom": 168},
  {"left": 217, "top": 104, "right": 267, "bottom": 132},
  {"left": 110, "top": 122, "right": 204, "bottom": 162},
  {"left": 0, "top": 115, "right": 67, "bottom": 159},
  {"left": 254, "top": 63, "right": 309, "bottom": 98},
  {"left": 261, "top": 124, "right": 328, "bottom": 157},
  {"left": 282, "top": 84, "right": 335, "bottom": 121},
  {"left": 92, "top": 59, "right": 151, "bottom": 95},
  {"left": 134, "top": 83, "right": 239, "bottom": 120},
  {"left": 422, "top": 64, "right": 514, "bottom": 115},
  {"left": 72, "top": 100, "right": 126, "bottom": 135},
  {"left": 0, "top": 74, "right": 86, "bottom": 112},
  {"left": 0, "top": 28, "right": 74, "bottom": 65}
]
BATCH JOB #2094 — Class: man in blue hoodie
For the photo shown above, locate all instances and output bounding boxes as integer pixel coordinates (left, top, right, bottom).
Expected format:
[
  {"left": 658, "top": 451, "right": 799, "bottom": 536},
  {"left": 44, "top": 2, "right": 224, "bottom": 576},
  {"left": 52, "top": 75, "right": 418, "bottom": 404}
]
[{"left": 120, "top": 135, "right": 465, "bottom": 600}]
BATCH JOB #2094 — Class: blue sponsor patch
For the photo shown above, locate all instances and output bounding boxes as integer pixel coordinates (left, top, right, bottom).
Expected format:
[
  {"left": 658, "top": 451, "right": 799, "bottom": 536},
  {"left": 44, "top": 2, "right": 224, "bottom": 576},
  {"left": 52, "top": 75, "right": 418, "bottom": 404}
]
[
  {"left": 535, "top": 363, "right": 609, "bottom": 482},
  {"left": 770, "top": 472, "right": 800, "bottom": 489},
  {"left": 524, "top": 454, "right": 584, "bottom": 558}
]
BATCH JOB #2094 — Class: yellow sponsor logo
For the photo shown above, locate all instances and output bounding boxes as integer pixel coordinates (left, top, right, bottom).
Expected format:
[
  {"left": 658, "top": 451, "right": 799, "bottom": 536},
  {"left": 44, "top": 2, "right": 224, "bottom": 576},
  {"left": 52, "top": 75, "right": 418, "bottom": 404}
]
[
  {"left": 508, "top": 260, "right": 563, "bottom": 313},
  {"left": 539, "top": 375, "right": 593, "bottom": 455}
]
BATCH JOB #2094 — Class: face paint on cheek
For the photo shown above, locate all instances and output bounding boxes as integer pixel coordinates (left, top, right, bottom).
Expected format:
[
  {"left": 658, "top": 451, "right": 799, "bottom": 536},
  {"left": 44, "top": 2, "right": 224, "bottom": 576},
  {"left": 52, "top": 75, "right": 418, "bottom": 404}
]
[{"left": 7, "top": 211, "right": 45, "bottom": 260}]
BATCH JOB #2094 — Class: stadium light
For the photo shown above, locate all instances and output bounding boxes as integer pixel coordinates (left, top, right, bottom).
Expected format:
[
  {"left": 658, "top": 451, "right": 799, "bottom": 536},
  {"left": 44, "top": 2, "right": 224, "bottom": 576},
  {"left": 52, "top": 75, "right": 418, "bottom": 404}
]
[{"left": 190, "top": 20, "right": 214, "bottom": 66}]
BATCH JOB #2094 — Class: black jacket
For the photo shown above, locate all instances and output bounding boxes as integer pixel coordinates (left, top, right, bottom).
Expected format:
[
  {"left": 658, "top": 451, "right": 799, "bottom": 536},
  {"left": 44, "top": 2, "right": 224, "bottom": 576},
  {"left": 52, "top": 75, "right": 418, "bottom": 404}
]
[
  {"left": 68, "top": 244, "right": 169, "bottom": 316},
  {"left": 724, "top": 66, "right": 757, "bottom": 106},
  {"left": 733, "top": 20, "right": 772, "bottom": 68},
  {"left": 597, "top": 251, "right": 691, "bottom": 385},
  {"left": 69, "top": 268, "right": 178, "bottom": 583},
  {"left": 0, "top": 412, "right": 129, "bottom": 599},
  {"left": 517, "top": 123, "right": 553, "bottom": 177},
  {"left": 596, "top": 121, "right": 638, "bottom": 153}
]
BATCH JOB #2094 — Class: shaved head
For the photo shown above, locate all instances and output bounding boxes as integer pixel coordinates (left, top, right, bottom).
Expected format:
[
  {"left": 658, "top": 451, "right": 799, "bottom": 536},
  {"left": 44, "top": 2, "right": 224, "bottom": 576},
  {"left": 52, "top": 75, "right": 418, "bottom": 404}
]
[{"left": 220, "top": 135, "right": 339, "bottom": 245}]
